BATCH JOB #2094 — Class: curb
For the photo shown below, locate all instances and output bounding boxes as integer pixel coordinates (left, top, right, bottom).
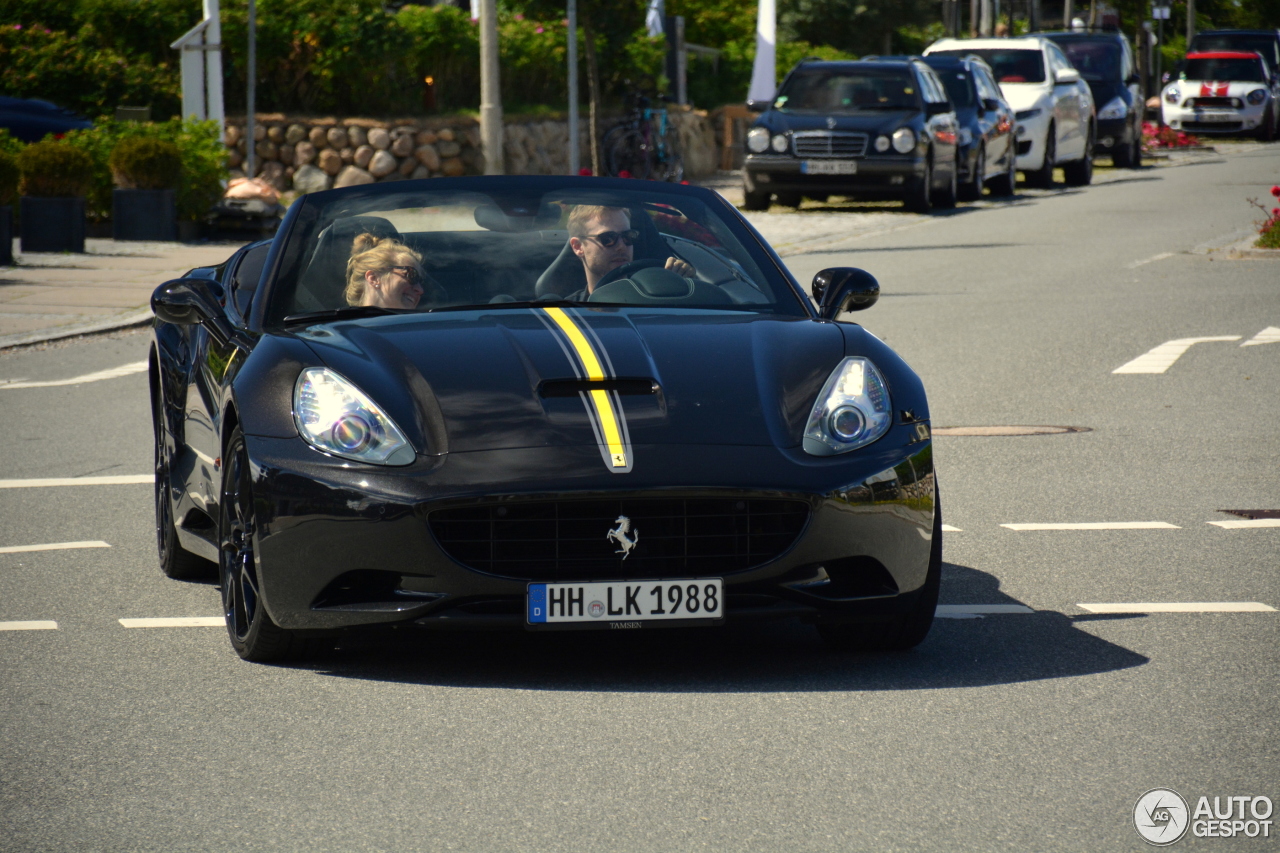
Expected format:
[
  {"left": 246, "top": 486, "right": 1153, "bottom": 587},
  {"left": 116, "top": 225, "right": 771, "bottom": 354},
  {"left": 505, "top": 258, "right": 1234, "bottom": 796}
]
[{"left": 0, "top": 308, "right": 153, "bottom": 351}]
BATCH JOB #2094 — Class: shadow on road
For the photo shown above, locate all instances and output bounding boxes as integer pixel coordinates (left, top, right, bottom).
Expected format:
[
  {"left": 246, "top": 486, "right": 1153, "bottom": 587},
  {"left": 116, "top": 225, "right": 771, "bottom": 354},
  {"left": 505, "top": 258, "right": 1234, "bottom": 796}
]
[{"left": 296, "top": 562, "right": 1148, "bottom": 692}]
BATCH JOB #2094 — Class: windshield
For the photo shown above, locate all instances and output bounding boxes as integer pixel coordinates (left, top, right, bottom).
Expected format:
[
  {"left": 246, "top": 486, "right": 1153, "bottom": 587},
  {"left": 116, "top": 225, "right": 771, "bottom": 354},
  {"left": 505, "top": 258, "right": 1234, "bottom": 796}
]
[
  {"left": 1055, "top": 41, "right": 1120, "bottom": 81},
  {"left": 935, "top": 69, "right": 977, "bottom": 107},
  {"left": 264, "top": 182, "right": 805, "bottom": 325},
  {"left": 1182, "top": 56, "right": 1266, "bottom": 82},
  {"left": 774, "top": 68, "right": 920, "bottom": 112},
  {"left": 1191, "top": 35, "right": 1278, "bottom": 67},
  {"left": 930, "top": 49, "right": 1046, "bottom": 83}
]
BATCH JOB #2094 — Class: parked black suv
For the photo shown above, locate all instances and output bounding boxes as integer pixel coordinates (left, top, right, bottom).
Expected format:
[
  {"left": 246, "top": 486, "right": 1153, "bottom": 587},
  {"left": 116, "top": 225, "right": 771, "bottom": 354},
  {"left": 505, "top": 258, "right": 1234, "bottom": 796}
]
[
  {"left": 742, "top": 59, "right": 959, "bottom": 213},
  {"left": 1042, "top": 30, "right": 1144, "bottom": 167}
]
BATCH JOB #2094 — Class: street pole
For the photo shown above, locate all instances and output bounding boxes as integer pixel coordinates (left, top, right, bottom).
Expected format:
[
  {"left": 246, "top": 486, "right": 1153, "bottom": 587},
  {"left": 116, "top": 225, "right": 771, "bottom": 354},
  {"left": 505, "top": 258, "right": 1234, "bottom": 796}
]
[
  {"left": 203, "top": 0, "right": 225, "bottom": 141},
  {"left": 246, "top": 0, "right": 256, "bottom": 179},
  {"left": 567, "top": 0, "right": 579, "bottom": 175},
  {"left": 1185, "top": 0, "right": 1195, "bottom": 47},
  {"left": 478, "top": 0, "right": 504, "bottom": 174},
  {"left": 1063, "top": 0, "right": 1072, "bottom": 29}
]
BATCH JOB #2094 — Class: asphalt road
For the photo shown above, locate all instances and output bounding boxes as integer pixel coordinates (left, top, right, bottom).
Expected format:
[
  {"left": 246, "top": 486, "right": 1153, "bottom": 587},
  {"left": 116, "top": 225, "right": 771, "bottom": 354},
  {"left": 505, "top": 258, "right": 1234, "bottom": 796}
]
[{"left": 2, "top": 147, "right": 1277, "bottom": 852}]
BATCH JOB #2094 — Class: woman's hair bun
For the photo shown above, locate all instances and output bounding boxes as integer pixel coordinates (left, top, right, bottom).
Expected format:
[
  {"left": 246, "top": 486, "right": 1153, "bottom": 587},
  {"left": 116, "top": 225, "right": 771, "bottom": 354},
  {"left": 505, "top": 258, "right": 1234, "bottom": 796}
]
[{"left": 351, "top": 232, "right": 385, "bottom": 254}]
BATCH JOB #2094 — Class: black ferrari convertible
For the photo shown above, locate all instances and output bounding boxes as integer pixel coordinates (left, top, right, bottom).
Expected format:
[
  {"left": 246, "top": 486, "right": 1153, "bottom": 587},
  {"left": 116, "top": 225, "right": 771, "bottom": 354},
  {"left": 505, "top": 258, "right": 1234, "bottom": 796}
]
[{"left": 150, "top": 175, "right": 938, "bottom": 661}]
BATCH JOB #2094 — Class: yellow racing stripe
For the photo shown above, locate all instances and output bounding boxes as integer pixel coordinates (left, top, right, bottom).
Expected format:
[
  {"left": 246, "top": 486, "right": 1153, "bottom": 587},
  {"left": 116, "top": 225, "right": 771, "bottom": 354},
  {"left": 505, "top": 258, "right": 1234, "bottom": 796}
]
[{"left": 542, "top": 307, "right": 628, "bottom": 468}]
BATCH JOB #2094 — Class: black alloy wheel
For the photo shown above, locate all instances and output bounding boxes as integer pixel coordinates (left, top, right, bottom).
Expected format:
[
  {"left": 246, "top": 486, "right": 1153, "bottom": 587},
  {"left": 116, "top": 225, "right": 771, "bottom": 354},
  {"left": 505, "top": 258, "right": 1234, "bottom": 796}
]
[
  {"left": 742, "top": 186, "right": 770, "bottom": 211},
  {"left": 987, "top": 146, "right": 1017, "bottom": 196},
  {"left": 904, "top": 156, "right": 933, "bottom": 213},
  {"left": 1062, "top": 123, "right": 1094, "bottom": 186},
  {"left": 959, "top": 145, "right": 985, "bottom": 201},
  {"left": 933, "top": 157, "right": 958, "bottom": 209},
  {"left": 220, "top": 427, "right": 303, "bottom": 662},
  {"left": 1027, "top": 124, "right": 1056, "bottom": 188},
  {"left": 818, "top": 488, "right": 942, "bottom": 653},
  {"left": 152, "top": 378, "right": 214, "bottom": 580}
]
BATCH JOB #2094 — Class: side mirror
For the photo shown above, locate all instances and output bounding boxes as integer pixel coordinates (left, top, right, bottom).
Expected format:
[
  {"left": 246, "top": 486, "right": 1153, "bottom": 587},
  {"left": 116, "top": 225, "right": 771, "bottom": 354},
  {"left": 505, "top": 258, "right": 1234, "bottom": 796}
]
[
  {"left": 1054, "top": 67, "right": 1081, "bottom": 85},
  {"left": 982, "top": 98, "right": 1001, "bottom": 113},
  {"left": 812, "top": 268, "right": 879, "bottom": 319},
  {"left": 746, "top": 99, "right": 770, "bottom": 113},
  {"left": 925, "top": 100, "right": 953, "bottom": 116},
  {"left": 1126, "top": 73, "right": 1141, "bottom": 86},
  {"left": 152, "top": 277, "right": 242, "bottom": 346}
]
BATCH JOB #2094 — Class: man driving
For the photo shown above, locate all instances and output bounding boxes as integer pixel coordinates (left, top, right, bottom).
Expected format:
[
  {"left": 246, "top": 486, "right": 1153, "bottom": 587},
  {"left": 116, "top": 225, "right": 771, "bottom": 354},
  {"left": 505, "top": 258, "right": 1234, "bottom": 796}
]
[{"left": 562, "top": 205, "right": 694, "bottom": 300}]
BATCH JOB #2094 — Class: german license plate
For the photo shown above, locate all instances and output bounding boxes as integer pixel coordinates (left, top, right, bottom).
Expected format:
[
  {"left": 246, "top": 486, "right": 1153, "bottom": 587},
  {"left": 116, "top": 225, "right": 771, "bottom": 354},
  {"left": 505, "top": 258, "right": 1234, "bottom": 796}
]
[
  {"left": 527, "top": 578, "right": 724, "bottom": 628},
  {"left": 1196, "top": 111, "right": 1235, "bottom": 122},
  {"left": 801, "top": 160, "right": 857, "bottom": 175}
]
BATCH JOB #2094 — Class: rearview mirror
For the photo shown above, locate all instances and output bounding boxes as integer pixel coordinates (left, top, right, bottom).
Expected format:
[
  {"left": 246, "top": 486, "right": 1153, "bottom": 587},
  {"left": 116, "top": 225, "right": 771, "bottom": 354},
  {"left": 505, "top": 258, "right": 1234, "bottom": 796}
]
[
  {"left": 925, "top": 101, "right": 953, "bottom": 116},
  {"left": 982, "top": 98, "right": 1001, "bottom": 113},
  {"left": 812, "top": 268, "right": 880, "bottom": 319}
]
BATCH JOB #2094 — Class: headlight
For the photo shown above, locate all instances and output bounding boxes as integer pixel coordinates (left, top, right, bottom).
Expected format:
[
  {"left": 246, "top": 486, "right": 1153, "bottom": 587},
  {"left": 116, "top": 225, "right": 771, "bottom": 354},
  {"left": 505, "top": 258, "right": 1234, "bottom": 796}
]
[
  {"left": 293, "top": 367, "right": 415, "bottom": 465},
  {"left": 957, "top": 127, "right": 973, "bottom": 147},
  {"left": 802, "top": 357, "right": 893, "bottom": 456},
  {"left": 874, "top": 134, "right": 890, "bottom": 152},
  {"left": 891, "top": 127, "right": 916, "bottom": 153},
  {"left": 1247, "top": 89, "right": 1267, "bottom": 105},
  {"left": 1097, "top": 96, "right": 1127, "bottom": 120},
  {"left": 746, "top": 127, "right": 770, "bottom": 153},
  {"left": 1014, "top": 107, "right": 1042, "bottom": 121},
  {"left": 1164, "top": 87, "right": 1180, "bottom": 104},
  {"left": 771, "top": 133, "right": 789, "bottom": 153}
]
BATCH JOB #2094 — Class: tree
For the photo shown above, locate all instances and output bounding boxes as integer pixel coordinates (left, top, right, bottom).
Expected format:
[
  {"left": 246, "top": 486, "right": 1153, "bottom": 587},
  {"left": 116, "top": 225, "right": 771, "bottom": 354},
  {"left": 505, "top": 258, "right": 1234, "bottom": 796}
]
[{"left": 778, "top": 0, "right": 934, "bottom": 57}]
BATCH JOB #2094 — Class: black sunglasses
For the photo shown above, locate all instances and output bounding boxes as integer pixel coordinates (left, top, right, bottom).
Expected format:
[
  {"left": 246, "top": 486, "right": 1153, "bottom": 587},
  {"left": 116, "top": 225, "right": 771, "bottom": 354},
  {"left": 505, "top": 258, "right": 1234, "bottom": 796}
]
[
  {"left": 388, "top": 266, "right": 424, "bottom": 286},
  {"left": 586, "top": 229, "right": 639, "bottom": 249}
]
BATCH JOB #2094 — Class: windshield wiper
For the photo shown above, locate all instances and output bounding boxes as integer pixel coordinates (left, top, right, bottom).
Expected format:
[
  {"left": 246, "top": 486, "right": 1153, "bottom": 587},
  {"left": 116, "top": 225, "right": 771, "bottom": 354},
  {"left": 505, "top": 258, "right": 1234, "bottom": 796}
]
[{"left": 281, "top": 305, "right": 402, "bottom": 326}]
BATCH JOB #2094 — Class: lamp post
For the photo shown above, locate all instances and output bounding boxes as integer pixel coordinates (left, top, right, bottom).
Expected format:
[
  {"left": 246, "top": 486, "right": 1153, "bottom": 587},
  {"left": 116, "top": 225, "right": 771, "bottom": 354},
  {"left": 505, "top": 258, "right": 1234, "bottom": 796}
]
[
  {"left": 245, "top": 0, "right": 256, "bottom": 179},
  {"left": 478, "top": 0, "right": 504, "bottom": 175},
  {"left": 567, "top": 0, "right": 579, "bottom": 174}
]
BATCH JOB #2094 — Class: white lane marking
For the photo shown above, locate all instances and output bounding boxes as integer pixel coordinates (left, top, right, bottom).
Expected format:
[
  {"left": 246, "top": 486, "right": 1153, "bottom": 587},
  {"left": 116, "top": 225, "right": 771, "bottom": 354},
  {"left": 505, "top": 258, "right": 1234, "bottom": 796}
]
[
  {"left": 0, "top": 540, "right": 110, "bottom": 554},
  {"left": 1208, "top": 519, "right": 1280, "bottom": 529},
  {"left": 941, "top": 524, "right": 963, "bottom": 532},
  {"left": 1113, "top": 336, "right": 1242, "bottom": 374},
  {"left": 1078, "top": 602, "right": 1277, "bottom": 614},
  {"left": 0, "top": 361, "right": 148, "bottom": 389},
  {"left": 1241, "top": 326, "right": 1280, "bottom": 347},
  {"left": 1125, "top": 251, "right": 1175, "bottom": 269},
  {"left": 0, "top": 475, "right": 153, "bottom": 489},
  {"left": 0, "top": 621, "right": 58, "bottom": 631},
  {"left": 1001, "top": 522, "right": 1180, "bottom": 530},
  {"left": 119, "top": 617, "right": 225, "bottom": 628},
  {"left": 935, "top": 604, "right": 1034, "bottom": 619}
]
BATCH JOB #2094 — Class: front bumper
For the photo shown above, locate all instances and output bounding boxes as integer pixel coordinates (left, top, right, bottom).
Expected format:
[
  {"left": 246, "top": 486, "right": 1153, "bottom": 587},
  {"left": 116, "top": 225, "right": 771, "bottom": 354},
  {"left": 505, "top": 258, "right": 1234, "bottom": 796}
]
[
  {"left": 1014, "top": 111, "right": 1051, "bottom": 171},
  {"left": 1093, "top": 117, "right": 1131, "bottom": 152},
  {"left": 245, "top": 434, "right": 937, "bottom": 632},
  {"left": 1162, "top": 102, "right": 1268, "bottom": 133},
  {"left": 744, "top": 154, "right": 926, "bottom": 198}
]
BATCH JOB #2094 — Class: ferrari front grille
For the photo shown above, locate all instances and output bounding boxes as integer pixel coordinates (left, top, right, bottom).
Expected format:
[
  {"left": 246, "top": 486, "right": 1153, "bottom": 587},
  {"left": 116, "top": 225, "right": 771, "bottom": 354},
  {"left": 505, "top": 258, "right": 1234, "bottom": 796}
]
[
  {"left": 429, "top": 497, "right": 810, "bottom": 581},
  {"left": 791, "top": 132, "right": 869, "bottom": 158}
]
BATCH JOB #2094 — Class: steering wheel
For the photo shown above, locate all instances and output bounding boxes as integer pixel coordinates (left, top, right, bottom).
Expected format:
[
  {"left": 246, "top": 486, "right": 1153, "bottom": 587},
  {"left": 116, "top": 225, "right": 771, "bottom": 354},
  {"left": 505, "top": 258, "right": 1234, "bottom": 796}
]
[{"left": 596, "top": 258, "right": 667, "bottom": 289}]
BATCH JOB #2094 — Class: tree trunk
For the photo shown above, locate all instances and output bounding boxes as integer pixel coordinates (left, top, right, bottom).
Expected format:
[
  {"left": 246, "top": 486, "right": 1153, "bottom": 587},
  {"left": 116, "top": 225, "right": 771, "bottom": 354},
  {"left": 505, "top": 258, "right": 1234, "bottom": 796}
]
[{"left": 583, "top": 19, "right": 603, "bottom": 176}]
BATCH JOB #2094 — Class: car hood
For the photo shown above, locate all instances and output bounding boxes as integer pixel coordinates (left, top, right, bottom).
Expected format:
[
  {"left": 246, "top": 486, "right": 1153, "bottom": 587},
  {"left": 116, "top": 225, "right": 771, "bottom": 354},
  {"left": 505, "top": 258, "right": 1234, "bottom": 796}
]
[
  {"left": 1179, "top": 78, "right": 1270, "bottom": 96},
  {"left": 291, "top": 308, "right": 847, "bottom": 456},
  {"left": 997, "top": 82, "right": 1051, "bottom": 111},
  {"left": 762, "top": 110, "right": 918, "bottom": 136}
]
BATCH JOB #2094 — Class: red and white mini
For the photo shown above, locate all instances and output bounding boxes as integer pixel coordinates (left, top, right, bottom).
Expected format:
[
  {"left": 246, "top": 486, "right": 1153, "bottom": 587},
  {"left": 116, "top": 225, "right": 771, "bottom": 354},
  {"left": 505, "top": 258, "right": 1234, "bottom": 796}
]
[{"left": 1162, "top": 51, "right": 1279, "bottom": 140}]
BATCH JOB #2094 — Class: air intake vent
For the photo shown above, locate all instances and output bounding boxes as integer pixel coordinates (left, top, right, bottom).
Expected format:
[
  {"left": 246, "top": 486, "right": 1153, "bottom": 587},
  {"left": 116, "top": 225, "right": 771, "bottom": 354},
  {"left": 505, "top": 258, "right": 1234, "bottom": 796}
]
[
  {"left": 792, "top": 132, "right": 869, "bottom": 158},
  {"left": 429, "top": 497, "right": 810, "bottom": 581}
]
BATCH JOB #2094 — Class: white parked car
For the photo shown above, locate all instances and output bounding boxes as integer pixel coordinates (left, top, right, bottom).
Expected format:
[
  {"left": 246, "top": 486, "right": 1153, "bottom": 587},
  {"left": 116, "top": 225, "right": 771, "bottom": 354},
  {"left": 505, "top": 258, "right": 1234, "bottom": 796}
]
[
  {"left": 925, "top": 36, "right": 1096, "bottom": 187},
  {"left": 1162, "top": 51, "right": 1279, "bottom": 140}
]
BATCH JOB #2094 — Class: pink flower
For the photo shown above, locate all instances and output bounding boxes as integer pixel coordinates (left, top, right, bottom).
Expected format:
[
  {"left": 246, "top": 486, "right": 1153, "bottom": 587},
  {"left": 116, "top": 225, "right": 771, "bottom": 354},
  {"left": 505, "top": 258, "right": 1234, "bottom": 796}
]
[
  {"left": 1270, "top": 185, "right": 1280, "bottom": 197},
  {"left": 514, "top": 13, "right": 523, "bottom": 20},
  {"left": 535, "top": 26, "right": 543, "bottom": 33},
  {"left": 13, "top": 24, "right": 21, "bottom": 30}
]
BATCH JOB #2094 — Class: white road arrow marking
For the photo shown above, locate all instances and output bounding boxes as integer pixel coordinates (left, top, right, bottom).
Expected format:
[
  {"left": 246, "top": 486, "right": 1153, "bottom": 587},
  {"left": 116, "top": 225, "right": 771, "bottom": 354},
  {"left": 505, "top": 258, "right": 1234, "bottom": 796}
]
[
  {"left": 119, "top": 617, "right": 225, "bottom": 628},
  {"left": 1241, "top": 326, "right": 1280, "bottom": 347},
  {"left": 1208, "top": 519, "right": 1280, "bottom": 529},
  {"left": 1113, "top": 336, "right": 1242, "bottom": 373},
  {"left": 0, "top": 541, "right": 110, "bottom": 554},
  {"left": 0, "top": 621, "right": 58, "bottom": 631},
  {"left": 0, "top": 360, "right": 147, "bottom": 389}
]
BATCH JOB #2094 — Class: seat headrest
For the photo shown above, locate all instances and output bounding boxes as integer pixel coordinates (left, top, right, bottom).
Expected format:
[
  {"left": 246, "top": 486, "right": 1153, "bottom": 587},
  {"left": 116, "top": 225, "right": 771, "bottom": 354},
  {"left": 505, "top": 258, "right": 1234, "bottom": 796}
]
[{"left": 296, "top": 215, "right": 402, "bottom": 310}]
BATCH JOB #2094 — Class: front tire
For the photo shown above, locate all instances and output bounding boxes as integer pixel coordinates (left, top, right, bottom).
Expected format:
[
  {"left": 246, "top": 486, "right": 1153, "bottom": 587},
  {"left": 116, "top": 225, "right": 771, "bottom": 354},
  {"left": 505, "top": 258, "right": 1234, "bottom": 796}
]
[
  {"left": 220, "top": 427, "right": 304, "bottom": 662},
  {"left": 1259, "top": 106, "right": 1277, "bottom": 142},
  {"left": 958, "top": 145, "right": 985, "bottom": 201},
  {"left": 742, "top": 186, "right": 771, "bottom": 211},
  {"left": 933, "top": 157, "right": 958, "bottom": 208},
  {"left": 153, "top": 380, "right": 214, "bottom": 580},
  {"left": 987, "top": 146, "right": 1017, "bottom": 196},
  {"left": 1062, "top": 124, "right": 1094, "bottom": 186},
  {"left": 1027, "top": 125, "right": 1056, "bottom": 188},
  {"left": 1113, "top": 132, "right": 1141, "bottom": 168},
  {"left": 904, "top": 157, "right": 933, "bottom": 213}
]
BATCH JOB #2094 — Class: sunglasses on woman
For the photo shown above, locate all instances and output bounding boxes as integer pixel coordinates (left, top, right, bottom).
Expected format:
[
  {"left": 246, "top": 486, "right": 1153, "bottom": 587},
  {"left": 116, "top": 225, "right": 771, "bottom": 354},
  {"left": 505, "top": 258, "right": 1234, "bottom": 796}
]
[
  {"left": 388, "top": 266, "right": 424, "bottom": 287},
  {"left": 585, "top": 229, "right": 639, "bottom": 249}
]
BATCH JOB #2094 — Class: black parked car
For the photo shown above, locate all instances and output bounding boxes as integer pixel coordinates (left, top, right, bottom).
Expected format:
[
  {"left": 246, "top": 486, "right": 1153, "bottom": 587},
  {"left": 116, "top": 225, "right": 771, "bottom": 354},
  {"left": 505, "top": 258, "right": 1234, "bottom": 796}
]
[
  {"left": 742, "top": 59, "right": 959, "bottom": 213},
  {"left": 1188, "top": 29, "right": 1280, "bottom": 76},
  {"left": 920, "top": 54, "right": 1018, "bottom": 198},
  {"left": 149, "top": 175, "right": 940, "bottom": 661},
  {"left": 0, "top": 97, "right": 93, "bottom": 143},
  {"left": 1043, "top": 30, "right": 1145, "bottom": 167}
]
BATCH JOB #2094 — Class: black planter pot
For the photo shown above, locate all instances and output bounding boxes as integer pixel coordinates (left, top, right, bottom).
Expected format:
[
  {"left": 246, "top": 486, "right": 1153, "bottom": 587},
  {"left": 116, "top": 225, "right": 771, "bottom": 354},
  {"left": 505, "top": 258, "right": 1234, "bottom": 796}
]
[
  {"left": 113, "top": 188, "right": 178, "bottom": 241},
  {"left": 20, "top": 196, "right": 86, "bottom": 253},
  {"left": 0, "top": 206, "right": 12, "bottom": 266}
]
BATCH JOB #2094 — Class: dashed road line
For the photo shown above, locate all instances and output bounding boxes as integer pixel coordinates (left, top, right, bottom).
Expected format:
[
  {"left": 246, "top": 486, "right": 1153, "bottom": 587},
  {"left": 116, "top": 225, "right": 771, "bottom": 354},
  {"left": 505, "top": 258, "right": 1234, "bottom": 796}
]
[
  {"left": 1078, "top": 602, "right": 1276, "bottom": 614},
  {"left": 1001, "top": 522, "right": 1180, "bottom": 530},
  {"left": 941, "top": 524, "right": 963, "bottom": 532},
  {"left": 1113, "top": 336, "right": 1242, "bottom": 374},
  {"left": 1125, "top": 251, "right": 1175, "bottom": 269},
  {"left": 0, "top": 361, "right": 148, "bottom": 389},
  {"left": 0, "top": 540, "right": 111, "bottom": 554},
  {"left": 0, "top": 621, "right": 58, "bottom": 631},
  {"left": 0, "top": 475, "right": 152, "bottom": 489},
  {"left": 1241, "top": 326, "right": 1280, "bottom": 347},
  {"left": 118, "top": 617, "right": 225, "bottom": 628},
  {"left": 1208, "top": 519, "right": 1280, "bottom": 529}
]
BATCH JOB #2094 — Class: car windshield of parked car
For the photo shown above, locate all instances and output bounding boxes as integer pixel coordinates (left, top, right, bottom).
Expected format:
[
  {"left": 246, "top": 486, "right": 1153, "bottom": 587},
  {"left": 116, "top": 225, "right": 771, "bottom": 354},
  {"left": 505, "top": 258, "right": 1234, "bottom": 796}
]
[
  {"left": 1056, "top": 41, "right": 1120, "bottom": 81},
  {"left": 931, "top": 49, "right": 1047, "bottom": 83},
  {"left": 1191, "top": 35, "right": 1278, "bottom": 67},
  {"left": 773, "top": 68, "right": 919, "bottom": 112},
  {"left": 936, "top": 69, "right": 977, "bottom": 107},
  {"left": 1182, "top": 56, "right": 1266, "bottom": 81},
  {"left": 265, "top": 184, "right": 805, "bottom": 325}
]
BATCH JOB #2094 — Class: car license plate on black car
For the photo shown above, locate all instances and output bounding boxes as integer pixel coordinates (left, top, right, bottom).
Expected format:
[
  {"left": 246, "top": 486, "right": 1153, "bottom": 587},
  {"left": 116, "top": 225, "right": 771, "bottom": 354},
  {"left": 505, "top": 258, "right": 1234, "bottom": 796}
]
[
  {"left": 527, "top": 579, "right": 724, "bottom": 628},
  {"left": 801, "top": 160, "right": 857, "bottom": 175}
]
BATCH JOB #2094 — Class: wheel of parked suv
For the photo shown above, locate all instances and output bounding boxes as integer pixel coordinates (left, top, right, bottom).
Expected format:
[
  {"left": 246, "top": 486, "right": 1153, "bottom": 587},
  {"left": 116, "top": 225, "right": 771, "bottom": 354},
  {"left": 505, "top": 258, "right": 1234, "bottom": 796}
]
[
  {"left": 1260, "top": 106, "right": 1277, "bottom": 142},
  {"left": 933, "top": 159, "right": 957, "bottom": 208},
  {"left": 1063, "top": 124, "right": 1094, "bottom": 187},
  {"left": 987, "top": 147, "right": 1017, "bottom": 197},
  {"left": 1027, "top": 124, "right": 1056, "bottom": 188},
  {"left": 959, "top": 145, "right": 985, "bottom": 201},
  {"left": 152, "top": 379, "right": 215, "bottom": 580},
  {"left": 904, "top": 156, "right": 933, "bottom": 213},
  {"left": 818, "top": 487, "right": 942, "bottom": 653},
  {"left": 775, "top": 191, "right": 802, "bottom": 208},
  {"left": 742, "top": 187, "right": 771, "bottom": 211},
  {"left": 1113, "top": 132, "right": 1141, "bottom": 168}
]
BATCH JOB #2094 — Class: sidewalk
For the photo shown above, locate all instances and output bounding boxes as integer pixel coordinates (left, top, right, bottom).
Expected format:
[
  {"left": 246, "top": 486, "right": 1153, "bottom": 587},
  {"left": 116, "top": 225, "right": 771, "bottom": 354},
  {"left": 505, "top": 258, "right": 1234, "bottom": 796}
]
[{"left": 0, "top": 239, "right": 240, "bottom": 349}]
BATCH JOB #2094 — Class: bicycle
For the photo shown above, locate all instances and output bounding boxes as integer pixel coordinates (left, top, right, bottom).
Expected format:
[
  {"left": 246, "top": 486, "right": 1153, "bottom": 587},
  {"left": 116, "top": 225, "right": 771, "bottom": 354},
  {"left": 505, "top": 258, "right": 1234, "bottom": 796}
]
[{"left": 602, "top": 92, "right": 684, "bottom": 182}]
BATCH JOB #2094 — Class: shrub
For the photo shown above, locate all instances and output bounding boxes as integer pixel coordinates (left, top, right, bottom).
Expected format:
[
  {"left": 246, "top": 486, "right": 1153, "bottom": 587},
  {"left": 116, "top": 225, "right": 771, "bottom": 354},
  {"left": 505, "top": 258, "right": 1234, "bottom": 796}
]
[
  {"left": 1255, "top": 186, "right": 1280, "bottom": 249},
  {"left": 17, "top": 140, "right": 94, "bottom": 197},
  {"left": 109, "top": 136, "right": 182, "bottom": 189},
  {"left": 0, "top": 150, "right": 18, "bottom": 206}
]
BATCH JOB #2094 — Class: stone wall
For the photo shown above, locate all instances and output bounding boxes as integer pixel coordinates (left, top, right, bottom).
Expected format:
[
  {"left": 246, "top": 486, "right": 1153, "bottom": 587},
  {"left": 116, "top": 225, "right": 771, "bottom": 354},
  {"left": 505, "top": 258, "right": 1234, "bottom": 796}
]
[{"left": 225, "top": 109, "right": 718, "bottom": 196}]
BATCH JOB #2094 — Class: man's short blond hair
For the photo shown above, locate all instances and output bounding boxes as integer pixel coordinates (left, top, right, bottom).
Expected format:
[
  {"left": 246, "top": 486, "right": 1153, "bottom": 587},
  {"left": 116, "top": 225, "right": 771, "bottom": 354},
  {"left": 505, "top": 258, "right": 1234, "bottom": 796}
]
[{"left": 567, "top": 204, "right": 630, "bottom": 238}]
